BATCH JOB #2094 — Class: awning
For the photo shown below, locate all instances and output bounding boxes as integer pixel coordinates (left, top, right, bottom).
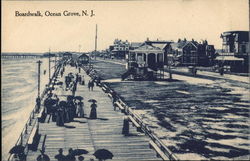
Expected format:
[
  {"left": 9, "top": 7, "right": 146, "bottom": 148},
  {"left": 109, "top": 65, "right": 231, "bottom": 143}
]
[{"left": 215, "top": 56, "right": 244, "bottom": 61}]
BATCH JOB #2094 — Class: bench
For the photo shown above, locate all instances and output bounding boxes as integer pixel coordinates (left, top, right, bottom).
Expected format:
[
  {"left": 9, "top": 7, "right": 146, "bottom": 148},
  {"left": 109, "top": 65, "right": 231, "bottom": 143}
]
[
  {"left": 149, "top": 140, "right": 169, "bottom": 160},
  {"left": 27, "top": 125, "right": 39, "bottom": 150}
]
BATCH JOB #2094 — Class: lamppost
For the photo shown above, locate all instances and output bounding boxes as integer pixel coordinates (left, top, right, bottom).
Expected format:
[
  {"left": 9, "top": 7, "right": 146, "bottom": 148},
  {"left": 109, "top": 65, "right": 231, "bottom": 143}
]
[
  {"left": 48, "top": 48, "right": 51, "bottom": 82},
  {"left": 36, "top": 60, "right": 42, "bottom": 112}
]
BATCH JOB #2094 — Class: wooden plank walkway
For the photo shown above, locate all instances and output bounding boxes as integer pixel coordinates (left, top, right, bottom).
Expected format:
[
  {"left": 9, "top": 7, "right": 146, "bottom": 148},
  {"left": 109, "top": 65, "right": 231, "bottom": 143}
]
[{"left": 26, "top": 65, "right": 162, "bottom": 161}]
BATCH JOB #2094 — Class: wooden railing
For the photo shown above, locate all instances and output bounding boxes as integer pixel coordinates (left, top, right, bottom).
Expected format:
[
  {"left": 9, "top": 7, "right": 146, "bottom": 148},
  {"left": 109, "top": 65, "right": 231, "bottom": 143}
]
[
  {"left": 7, "top": 59, "right": 64, "bottom": 161},
  {"left": 84, "top": 64, "right": 179, "bottom": 161}
]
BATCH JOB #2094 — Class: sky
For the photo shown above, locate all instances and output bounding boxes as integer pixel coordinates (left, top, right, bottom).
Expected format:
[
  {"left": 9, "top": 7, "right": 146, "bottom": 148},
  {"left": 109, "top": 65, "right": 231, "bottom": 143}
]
[{"left": 2, "top": 0, "right": 249, "bottom": 53}]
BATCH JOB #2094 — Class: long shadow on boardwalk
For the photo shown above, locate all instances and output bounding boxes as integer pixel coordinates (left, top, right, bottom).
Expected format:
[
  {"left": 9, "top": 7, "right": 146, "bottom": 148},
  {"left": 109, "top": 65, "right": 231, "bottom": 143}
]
[
  {"left": 72, "top": 120, "right": 87, "bottom": 124},
  {"left": 64, "top": 125, "right": 76, "bottom": 129},
  {"left": 84, "top": 117, "right": 109, "bottom": 121}
]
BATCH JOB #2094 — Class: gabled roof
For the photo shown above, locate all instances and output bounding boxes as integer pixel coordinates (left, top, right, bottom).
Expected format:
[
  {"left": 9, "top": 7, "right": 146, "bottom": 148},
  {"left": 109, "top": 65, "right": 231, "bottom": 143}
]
[
  {"left": 78, "top": 53, "right": 89, "bottom": 58},
  {"left": 133, "top": 44, "right": 163, "bottom": 52},
  {"left": 170, "top": 42, "right": 186, "bottom": 50},
  {"left": 182, "top": 41, "right": 198, "bottom": 49},
  {"left": 170, "top": 41, "right": 198, "bottom": 50},
  {"left": 151, "top": 43, "right": 168, "bottom": 50},
  {"left": 130, "top": 42, "right": 143, "bottom": 48}
]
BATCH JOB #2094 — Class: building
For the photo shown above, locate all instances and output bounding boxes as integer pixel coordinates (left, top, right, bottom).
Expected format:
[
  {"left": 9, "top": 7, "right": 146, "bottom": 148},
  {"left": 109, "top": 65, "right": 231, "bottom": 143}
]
[
  {"left": 77, "top": 53, "right": 89, "bottom": 65},
  {"left": 127, "top": 40, "right": 171, "bottom": 70},
  {"left": 62, "top": 52, "right": 73, "bottom": 58},
  {"left": 127, "top": 42, "right": 143, "bottom": 60},
  {"left": 129, "top": 42, "right": 143, "bottom": 50},
  {"left": 166, "top": 39, "right": 215, "bottom": 66},
  {"left": 111, "top": 39, "right": 130, "bottom": 59},
  {"left": 216, "top": 31, "right": 249, "bottom": 73},
  {"left": 220, "top": 31, "right": 249, "bottom": 55}
]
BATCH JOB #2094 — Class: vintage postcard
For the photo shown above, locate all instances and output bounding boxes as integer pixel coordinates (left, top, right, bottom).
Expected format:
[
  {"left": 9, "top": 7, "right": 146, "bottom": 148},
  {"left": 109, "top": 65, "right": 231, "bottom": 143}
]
[{"left": 2, "top": 0, "right": 249, "bottom": 161}]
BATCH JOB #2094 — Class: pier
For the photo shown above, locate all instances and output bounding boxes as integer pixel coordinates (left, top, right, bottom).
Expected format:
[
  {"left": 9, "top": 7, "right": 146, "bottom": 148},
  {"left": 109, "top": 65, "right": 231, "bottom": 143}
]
[
  {"left": 8, "top": 57, "right": 178, "bottom": 161},
  {"left": 1, "top": 53, "right": 42, "bottom": 59}
]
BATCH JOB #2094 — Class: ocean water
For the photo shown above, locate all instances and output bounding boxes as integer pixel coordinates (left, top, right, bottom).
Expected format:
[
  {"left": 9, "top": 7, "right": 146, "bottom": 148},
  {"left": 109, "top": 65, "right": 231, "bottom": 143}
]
[{"left": 1, "top": 57, "right": 54, "bottom": 160}]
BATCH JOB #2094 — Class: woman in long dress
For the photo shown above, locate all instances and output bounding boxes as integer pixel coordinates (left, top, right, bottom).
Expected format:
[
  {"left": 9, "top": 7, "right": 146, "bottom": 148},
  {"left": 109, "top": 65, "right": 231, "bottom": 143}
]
[
  {"left": 56, "top": 107, "right": 64, "bottom": 126},
  {"left": 89, "top": 102, "right": 97, "bottom": 119}
]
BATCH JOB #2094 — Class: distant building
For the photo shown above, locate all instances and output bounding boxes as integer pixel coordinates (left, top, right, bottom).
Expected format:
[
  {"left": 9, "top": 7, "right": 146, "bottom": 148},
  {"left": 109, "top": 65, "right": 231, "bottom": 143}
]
[
  {"left": 220, "top": 31, "right": 249, "bottom": 55},
  {"left": 62, "top": 52, "right": 72, "bottom": 58},
  {"left": 127, "top": 40, "right": 171, "bottom": 70},
  {"left": 129, "top": 42, "right": 143, "bottom": 50},
  {"left": 111, "top": 39, "right": 130, "bottom": 59},
  {"left": 216, "top": 31, "right": 249, "bottom": 73},
  {"left": 77, "top": 53, "right": 89, "bottom": 65},
  {"left": 166, "top": 39, "right": 215, "bottom": 66},
  {"left": 127, "top": 42, "right": 143, "bottom": 60}
]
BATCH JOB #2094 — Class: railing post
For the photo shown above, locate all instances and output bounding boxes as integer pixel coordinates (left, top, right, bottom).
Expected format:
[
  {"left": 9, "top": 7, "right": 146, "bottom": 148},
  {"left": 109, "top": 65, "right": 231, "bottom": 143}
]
[
  {"left": 37, "top": 121, "right": 39, "bottom": 132},
  {"left": 32, "top": 110, "right": 34, "bottom": 119},
  {"left": 29, "top": 116, "right": 32, "bottom": 126},
  {"left": 25, "top": 124, "right": 28, "bottom": 134},
  {"left": 122, "top": 116, "right": 129, "bottom": 136},
  {"left": 20, "top": 133, "right": 23, "bottom": 146}
]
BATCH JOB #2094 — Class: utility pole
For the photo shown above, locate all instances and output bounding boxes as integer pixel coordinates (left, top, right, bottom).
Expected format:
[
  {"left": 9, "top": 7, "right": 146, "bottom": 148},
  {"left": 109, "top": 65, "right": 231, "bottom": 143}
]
[
  {"left": 49, "top": 48, "right": 51, "bottom": 82},
  {"left": 54, "top": 53, "right": 56, "bottom": 71},
  {"left": 36, "top": 60, "right": 42, "bottom": 112},
  {"left": 95, "top": 24, "right": 98, "bottom": 60},
  {"left": 79, "top": 45, "right": 81, "bottom": 53}
]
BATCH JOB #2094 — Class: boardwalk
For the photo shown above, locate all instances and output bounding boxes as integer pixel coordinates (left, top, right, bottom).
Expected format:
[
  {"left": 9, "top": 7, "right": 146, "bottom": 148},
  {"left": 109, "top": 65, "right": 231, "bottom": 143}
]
[{"left": 26, "top": 65, "right": 162, "bottom": 161}]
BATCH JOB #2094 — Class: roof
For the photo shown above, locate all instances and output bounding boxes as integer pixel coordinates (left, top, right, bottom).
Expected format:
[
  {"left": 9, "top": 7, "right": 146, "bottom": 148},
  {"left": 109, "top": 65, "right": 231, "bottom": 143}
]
[
  {"left": 170, "top": 41, "right": 198, "bottom": 50},
  {"left": 63, "top": 52, "right": 72, "bottom": 55},
  {"left": 170, "top": 42, "right": 186, "bottom": 50},
  {"left": 151, "top": 43, "right": 168, "bottom": 50},
  {"left": 222, "top": 31, "right": 249, "bottom": 34},
  {"left": 130, "top": 42, "right": 143, "bottom": 48},
  {"left": 78, "top": 54, "right": 89, "bottom": 58},
  {"left": 221, "top": 31, "right": 249, "bottom": 40},
  {"left": 182, "top": 41, "right": 198, "bottom": 49},
  {"left": 215, "top": 56, "right": 244, "bottom": 61},
  {"left": 133, "top": 44, "right": 164, "bottom": 52}
]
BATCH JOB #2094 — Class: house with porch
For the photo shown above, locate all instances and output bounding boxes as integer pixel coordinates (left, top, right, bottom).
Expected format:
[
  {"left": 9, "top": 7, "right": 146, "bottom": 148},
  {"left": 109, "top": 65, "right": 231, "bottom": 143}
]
[
  {"left": 215, "top": 31, "right": 249, "bottom": 73},
  {"left": 127, "top": 40, "right": 172, "bottom": 70},
  {"left": 123, "top": 40, "right": 172, "bottom": 80},
  {"left": 111, "top": 39, "right": 130, "bottom": 59}
]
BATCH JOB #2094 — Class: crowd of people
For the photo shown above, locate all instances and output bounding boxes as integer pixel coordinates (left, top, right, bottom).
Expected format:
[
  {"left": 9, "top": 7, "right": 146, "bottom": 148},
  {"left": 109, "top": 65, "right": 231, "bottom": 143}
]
[
  {"left": 37, "top": 148, "right": 95, "bottom": 161},
  {"left": 43, "top": 59, "right": 100, "bottom": 126},
  {"left": 44, "top": 94, "right": 85, "bottom": 126},
  {"left": 37, "top": 58, "right": 100, "bottom": 161}
]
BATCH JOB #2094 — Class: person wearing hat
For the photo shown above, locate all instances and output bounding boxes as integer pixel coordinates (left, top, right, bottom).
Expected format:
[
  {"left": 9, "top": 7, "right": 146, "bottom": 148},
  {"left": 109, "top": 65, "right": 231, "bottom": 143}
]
[
  {"left": 54, "top": 148, "right": 66, "bottom": 161},
  {"left": 78, "top": 156, "right": 84, "bottom": 161},
  {"left": 65, "top": 148, "right": 76, "bottom": 161},
  {"left": 89, "top": 102, "right": 97, "bottom": 119},
  {"left": 37, "top": 150, "right": 50, "bottom": 161}
]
